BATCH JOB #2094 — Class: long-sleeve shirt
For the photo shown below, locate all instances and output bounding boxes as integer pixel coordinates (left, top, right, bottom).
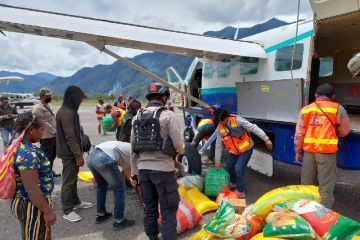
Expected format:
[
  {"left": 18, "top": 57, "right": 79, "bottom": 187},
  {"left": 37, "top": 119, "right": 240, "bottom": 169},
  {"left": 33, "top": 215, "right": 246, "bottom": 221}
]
[
  {"left": 294, "top": 96, "right": 351, "bottom": 155},
  {"left": 130, "top": 106, "right": 185, "bottom": 175},
  {"left": 33, "top": 102, "right": 56, "bottom": 139},
  {"left": 214, "top": 115, "right": 269, "bottom": 163},
  {"left": 0, "top": 104, "right": 18, "bottom": 129}
]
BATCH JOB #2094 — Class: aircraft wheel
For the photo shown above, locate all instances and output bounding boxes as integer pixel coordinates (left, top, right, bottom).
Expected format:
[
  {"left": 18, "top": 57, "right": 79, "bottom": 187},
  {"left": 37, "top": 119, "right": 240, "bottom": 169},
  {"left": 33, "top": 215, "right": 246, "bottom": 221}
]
[
  {"left": 184, "top": 128, "right": 194, "bottom": 142},
  {"left": 182, "top": 143, "right": 201, "bottom": 175}
]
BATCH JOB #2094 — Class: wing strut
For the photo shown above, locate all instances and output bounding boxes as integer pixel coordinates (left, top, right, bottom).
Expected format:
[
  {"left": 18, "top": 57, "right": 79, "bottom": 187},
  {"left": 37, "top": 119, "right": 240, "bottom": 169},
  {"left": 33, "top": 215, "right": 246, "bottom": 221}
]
[{"left": 88, "top": 42, "right": 211, "bottom": 109}]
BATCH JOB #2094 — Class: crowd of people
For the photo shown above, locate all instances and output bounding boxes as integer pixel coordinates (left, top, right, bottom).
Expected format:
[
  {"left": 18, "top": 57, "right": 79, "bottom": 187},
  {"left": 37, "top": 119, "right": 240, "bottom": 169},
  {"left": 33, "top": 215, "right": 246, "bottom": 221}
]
[{"left": 0, "top": 82, "right": 351, "bottom": 239}]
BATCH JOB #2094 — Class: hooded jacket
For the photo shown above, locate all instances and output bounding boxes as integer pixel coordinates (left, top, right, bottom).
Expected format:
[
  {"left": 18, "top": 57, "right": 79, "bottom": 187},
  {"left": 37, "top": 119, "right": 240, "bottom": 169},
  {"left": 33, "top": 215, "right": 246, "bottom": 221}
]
[{"left": 56, "top": 86, "right": 86, "bottom": 160}]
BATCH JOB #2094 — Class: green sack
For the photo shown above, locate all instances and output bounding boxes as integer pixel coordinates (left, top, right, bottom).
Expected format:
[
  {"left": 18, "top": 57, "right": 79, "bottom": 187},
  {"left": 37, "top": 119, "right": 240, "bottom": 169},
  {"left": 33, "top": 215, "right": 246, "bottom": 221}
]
[
  {"left": 102, "top": 115, "right": 115, "bottom": 132},
  {"left": 324, "top": 216, "right": 360, "bottom": 240},
  {"left": 204, "top": 168, "right": 230, "bottom": 197},
  {"left": 263, "top": 211, "right": 316, "bottom": 240}
]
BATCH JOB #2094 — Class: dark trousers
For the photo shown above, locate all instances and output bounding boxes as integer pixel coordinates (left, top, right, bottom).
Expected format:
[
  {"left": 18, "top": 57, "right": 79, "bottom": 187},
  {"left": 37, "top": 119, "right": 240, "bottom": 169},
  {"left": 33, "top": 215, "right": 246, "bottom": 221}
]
[
  {"left": 116, "top": 126, "right": 121, "bottom": 141},
  {"left": 61, "top": 158, "right": 81, "bottom": 214},
  {"left": 139, "top": 170, "right": 179, "bottom": 240},
  {"left": 192, "top": 127, "right": 216, "bottom": 160},
  {"left": 40, "top": 137, "right": 56, "bottom": 171}
]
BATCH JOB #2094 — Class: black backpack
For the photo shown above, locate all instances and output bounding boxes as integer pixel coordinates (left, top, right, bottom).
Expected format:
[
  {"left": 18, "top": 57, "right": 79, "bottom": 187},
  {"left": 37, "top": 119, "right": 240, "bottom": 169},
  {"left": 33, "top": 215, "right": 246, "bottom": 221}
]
[
  {"left": 80, "top": 127, "right": 92, "bottom": 153},
  {"left": 132, "top": 107, "right": 164, "bottom": 152}
]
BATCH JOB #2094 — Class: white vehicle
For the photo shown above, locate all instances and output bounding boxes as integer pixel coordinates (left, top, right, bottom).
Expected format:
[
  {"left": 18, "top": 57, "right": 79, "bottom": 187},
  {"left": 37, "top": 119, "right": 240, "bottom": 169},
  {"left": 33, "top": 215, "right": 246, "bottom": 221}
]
[
  {"left": 0, "top": 0, "right": 359, "bottom": 175},
  {"left": 0, "top": 92, "right": 39, "bottom": 109}
]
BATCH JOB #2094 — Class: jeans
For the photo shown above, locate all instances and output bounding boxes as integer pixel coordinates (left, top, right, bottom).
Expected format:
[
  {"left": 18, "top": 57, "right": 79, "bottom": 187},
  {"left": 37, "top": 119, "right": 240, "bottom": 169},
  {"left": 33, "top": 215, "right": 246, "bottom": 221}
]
[
  {"left": 226, "top": 148, "right": 253, "bottom": 192},
  {"left": 1, "top": 128, "right": 16, "bottom": 148},
  {"left": 87, "top": 148, "right": 125, "bottom": 222},
  {"left": 139, "top": 170, "right": 179, "bottom": 240}
]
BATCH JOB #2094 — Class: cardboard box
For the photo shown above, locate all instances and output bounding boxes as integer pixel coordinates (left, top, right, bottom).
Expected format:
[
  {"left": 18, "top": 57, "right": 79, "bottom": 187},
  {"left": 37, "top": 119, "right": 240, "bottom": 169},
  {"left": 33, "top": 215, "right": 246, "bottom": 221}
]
[{"left": 227, "top": 198, "right": 247, "bottom": 213}]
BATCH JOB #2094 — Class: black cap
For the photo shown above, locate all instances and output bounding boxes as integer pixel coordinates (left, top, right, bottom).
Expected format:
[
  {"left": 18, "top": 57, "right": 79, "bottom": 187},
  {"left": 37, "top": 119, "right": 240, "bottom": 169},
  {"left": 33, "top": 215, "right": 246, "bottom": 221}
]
[{"left": 316, "top": 83, "right": 334, "bottom": 98}]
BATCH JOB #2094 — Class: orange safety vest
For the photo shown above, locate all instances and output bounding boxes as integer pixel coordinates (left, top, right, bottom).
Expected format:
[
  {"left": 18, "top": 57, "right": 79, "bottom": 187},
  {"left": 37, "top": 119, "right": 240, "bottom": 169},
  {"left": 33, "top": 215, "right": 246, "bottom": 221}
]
[
  {"left": 218, "top": 116, "right": 251, "bottom": 155},
  {"left": 301, "top": 100, "right": 339, "bottom": 153},
  {"left": 112, "top": 108, "right": 125, "bottom": 126},
  {"left": 95, "top": 104, "right": 105, "bottom": 118}
]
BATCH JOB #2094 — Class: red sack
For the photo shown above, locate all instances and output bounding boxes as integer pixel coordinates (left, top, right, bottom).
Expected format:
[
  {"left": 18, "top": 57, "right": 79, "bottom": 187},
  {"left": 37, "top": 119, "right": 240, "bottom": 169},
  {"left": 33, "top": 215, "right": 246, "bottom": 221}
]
[
  {"left": 159, "top": 197, "right": 203, "bottom": 234},
  {"left": 216, "top": 186, "right": 239, "bottom": 204}
]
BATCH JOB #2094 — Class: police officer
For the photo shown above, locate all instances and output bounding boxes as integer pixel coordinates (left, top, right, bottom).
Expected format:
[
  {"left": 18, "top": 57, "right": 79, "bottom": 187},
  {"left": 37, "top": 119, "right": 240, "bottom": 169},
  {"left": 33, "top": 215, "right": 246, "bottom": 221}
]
[{"left": 130, "top": 83, "right": 185, "bottom": 240}]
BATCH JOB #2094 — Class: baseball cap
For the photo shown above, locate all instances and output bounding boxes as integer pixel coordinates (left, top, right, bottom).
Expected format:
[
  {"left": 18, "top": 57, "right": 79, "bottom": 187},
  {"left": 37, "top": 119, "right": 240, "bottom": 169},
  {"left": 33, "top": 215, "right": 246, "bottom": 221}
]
[{"left": 39, "top": 88, "right": 53, "bottom": 97}]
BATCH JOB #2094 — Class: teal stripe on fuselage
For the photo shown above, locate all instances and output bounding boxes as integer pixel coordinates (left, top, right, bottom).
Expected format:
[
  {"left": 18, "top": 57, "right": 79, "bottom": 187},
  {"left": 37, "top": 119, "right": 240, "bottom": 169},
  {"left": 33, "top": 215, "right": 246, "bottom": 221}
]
[
  {"left": 265, "top": 29, "right": 313, "bottom": 54},
  {"left": 200, "top": 87, "right": 236, "bottom": 94}
]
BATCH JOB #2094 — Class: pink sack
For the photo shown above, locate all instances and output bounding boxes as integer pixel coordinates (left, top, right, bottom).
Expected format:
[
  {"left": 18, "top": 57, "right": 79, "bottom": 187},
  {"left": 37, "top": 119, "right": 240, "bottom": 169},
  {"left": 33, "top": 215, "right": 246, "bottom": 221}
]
[{"left": 0, "top": 131, "right": 25, "bottom": 200}]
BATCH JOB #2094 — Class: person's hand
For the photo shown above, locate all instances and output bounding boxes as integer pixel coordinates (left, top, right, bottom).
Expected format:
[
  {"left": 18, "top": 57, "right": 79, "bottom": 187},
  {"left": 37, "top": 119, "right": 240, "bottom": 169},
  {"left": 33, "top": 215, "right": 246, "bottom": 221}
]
[
  {"left": 265, "top": 139, "right": 273, "bottom": 151},
  {"left": 214, "top": 163, "right": 222, "bottom": 169},
  {"left": 44, "top": 210, "right": 56, "bottom": 226},
  {"left": 76, "top": 156, "right": 85, "bottom": 166},
  {"left": 295, "top": 153, "right": 302, "bottom": 164},
  {"left": 130, "top": 175, "right": 138, "bottom": 187}
]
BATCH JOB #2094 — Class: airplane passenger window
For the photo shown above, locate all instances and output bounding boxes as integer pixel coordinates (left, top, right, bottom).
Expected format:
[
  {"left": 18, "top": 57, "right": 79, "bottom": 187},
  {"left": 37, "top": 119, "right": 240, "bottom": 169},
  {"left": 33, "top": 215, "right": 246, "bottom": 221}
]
[
  {"left": 239, "top": 57, "right": 259, "bottom": 75},
  {"left": 217, "top": 60, "right": 231, "bottom": 78},
  {"left": 319, "top": 57, "right": 333, "bottom": 77},
  {"left": 275, "top": 43, "right": 304, "bottom": 71}
]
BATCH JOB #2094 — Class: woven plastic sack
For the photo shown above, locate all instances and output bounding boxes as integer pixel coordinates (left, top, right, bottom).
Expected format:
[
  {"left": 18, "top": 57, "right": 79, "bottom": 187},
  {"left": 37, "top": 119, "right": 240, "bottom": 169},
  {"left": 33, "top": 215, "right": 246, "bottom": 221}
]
[
  {"left": 188, "top": 227, "right": 220, "bottom": 240},
  {"left": 204, "top": 200, "right": 248, "bottom": 239},
  {"left": 78, "top": 171, "right": 95, "bottom": 183},
  {"left": 179, "top": 186, "right": 218, "bottom": 214},
  {"left": 263, "top": 210, "right": 316, "bottom": 240},
  {"left": 237, "top": 205, "right": 266, "bottom": 240},
  {"left": 204, "top": 168, "right": 230, "bottom": 197},
  {"left": 178, "top": 175, "right": 204, "bottom": 191},
  {"left": 0, "top": 131, "right": 25, "bottom": 200},
  {"left": 252, "top": 185, "right": 320, "bottom": 218},
  {"left": 251, "top": 233, "right": 285, "bottom": 240},
  {"left": 102, "top": 115, "right": 115, "bottom": 132},
  {"left": 215, "top": 186, "right": 239, "bottom": 204}
]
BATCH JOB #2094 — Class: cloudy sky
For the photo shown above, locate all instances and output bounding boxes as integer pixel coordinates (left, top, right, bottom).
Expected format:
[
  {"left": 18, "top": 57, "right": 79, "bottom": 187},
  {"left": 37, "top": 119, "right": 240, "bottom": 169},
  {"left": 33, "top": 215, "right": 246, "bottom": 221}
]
[{"left": 0, "top": 0, "right": 313, "bottom": 76}]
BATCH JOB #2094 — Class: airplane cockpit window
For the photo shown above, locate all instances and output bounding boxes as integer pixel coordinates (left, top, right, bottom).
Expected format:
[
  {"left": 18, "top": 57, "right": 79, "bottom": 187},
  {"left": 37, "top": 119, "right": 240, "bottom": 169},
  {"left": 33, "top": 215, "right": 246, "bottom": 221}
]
[
  {"left": 203, "top": 63, "right": 215, "bottom": 79},
  {"left": 239, "top": 57, "right": 259, "bottom": 75},
  {"left": 319, "top": 57, "right": 333, "bottom": 77},
  {"left": 275, "top": 43, "right": 304, "bottom": 71},
  {"left": 217, "top": 60, "right": 232, "bottom": 78}
]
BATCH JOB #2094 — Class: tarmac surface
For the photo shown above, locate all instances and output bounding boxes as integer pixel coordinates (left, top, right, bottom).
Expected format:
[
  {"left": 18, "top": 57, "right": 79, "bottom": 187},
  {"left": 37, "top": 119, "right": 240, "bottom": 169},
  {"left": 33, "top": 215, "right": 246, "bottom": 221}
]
[{"left": 1, "top": 105, "right": 360, "bottom": 240}]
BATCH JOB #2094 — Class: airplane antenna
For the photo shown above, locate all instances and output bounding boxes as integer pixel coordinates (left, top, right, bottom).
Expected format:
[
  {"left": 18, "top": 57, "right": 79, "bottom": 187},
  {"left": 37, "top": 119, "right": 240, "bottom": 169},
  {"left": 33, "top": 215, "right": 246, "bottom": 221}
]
[
  {"left": 234, "top": 22, "right": 240, "bottom": 40},
  {"left": 290, "top": 0, "right": 301, "bottom": 79}
]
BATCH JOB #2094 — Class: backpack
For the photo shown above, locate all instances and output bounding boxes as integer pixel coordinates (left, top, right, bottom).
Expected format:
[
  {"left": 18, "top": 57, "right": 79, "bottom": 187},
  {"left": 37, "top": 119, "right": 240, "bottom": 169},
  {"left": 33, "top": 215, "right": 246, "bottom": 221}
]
[
  {"left": 0, "top": 131, "right": 25, "bottom": 200},
  {"left": 80, "top": 127, "right": 92, "bottom": 153}
]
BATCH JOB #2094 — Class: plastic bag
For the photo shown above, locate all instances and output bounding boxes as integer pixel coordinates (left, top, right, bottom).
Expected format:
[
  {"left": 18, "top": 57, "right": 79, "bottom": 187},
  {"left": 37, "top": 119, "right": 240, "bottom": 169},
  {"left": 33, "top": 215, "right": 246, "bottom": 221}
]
[
  {"left": 252, "top": 185, "right": 320, "bottom": 218},
  {"left": 251, "top": 233, "right": 285, "bottom": 240},
  {"left": 205, "top": 168, "right": 230, "bottom": 197},
  {"left": 159, "top": 197, "right": 202, "bottom": 234},
  {"left": 102, "top": 115, "right": 115, "bottom": 132},
  {"left": 78, "top": 171, "right": 95, "bottom": 182},
  {"left": 178, "top": 175, "right": 204, "bottom": 191},
  {"left": 204, "top": 200, "right": 248, "bottom": 239},
  {"left": 215, "top": 186, "right": 239, "bottom": 204},
  {"left": 263, "top": 210, "right": 316, "bottom": 240},
  {"left": 276, "top": 199, "right": 360, "bottom": 239},
  {"left": 188, "top": 227, "right": 220, "bottom": 240},
  {"left": 178, "top": 186, "right": 218, "bottom": 214},
  {"left": 237, "top": 209, "right": 266, "bottom": 240}
]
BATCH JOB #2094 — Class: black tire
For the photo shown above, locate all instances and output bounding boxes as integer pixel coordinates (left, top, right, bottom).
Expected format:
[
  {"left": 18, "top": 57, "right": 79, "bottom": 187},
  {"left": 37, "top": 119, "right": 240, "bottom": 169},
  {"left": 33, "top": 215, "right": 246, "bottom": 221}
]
[
  {"left": 183, "top": 127, "right": 194, "bottom": 142},
  {"left": 20, "top": 105, "right": 24, "bottom": 109},
  {"left": 182, "top": 143, "right": 202, "bottom": 175}
]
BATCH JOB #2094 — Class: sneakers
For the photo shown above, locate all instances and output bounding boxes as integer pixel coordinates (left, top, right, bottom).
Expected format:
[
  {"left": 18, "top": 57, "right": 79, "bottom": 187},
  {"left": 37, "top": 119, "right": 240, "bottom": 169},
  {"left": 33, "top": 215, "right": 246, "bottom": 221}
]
[
  {"left": 63, "top": 211, "right": 82, "bottom": 222},
  {"left": 230, "top": 182, "right": 237, "bottom": 189},
  {"left": 73, "top": 201, "right": 94, "bottom": 210},
  {"left": 113, "top": 219, "right": 135, "bottom": 231},
  {"left": 95, "top": 212, "right": 112, "bottom": 224},
  {"left": 234, "top": 189, "right": 246, "bottom": 198}
]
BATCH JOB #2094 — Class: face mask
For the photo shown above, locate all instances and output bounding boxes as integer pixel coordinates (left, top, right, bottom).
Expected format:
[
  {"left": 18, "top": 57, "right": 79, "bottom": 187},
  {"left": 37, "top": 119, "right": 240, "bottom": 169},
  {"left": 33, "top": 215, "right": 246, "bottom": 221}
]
[{"left": 45, "top": 98, "right": 52, "bottom": 103}]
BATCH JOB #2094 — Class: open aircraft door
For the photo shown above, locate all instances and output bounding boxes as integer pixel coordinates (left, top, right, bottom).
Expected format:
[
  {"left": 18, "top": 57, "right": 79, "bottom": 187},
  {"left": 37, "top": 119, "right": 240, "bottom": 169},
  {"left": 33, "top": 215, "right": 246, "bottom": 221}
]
[
  {"left": 166, "top": 67, "right": 187, "bottom": 107},
  {"left": 310, "top": 0, "right": 360, "bottom": 22}
]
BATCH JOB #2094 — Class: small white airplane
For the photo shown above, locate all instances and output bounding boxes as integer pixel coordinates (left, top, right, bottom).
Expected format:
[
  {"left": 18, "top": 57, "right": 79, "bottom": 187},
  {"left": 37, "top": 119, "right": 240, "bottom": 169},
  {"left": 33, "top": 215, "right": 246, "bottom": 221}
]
[
  {"left": 0, "top": 76, "right": 23, "bottom": 83},
  {"left": 0, "top": 0, "right": 359, "bottom": 176}
]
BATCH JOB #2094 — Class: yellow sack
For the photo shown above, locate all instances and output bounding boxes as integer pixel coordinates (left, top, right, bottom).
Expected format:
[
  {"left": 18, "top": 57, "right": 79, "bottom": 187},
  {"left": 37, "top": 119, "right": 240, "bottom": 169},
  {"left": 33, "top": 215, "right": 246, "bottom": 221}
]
[
  {"left": 188, "top": 227, "right": 220, "bottom": 240},
  {"left": 178, "top": 186, "right": 218, "bottom": 214},
  {"left": 252, "top": 185, "right": 320, "bottom": 218},
  {"left": 78, "top": 171, "right": 94, "bottom": 182},
  {"left": 251, "top": 233, "right": 285, "bottom": 240}
]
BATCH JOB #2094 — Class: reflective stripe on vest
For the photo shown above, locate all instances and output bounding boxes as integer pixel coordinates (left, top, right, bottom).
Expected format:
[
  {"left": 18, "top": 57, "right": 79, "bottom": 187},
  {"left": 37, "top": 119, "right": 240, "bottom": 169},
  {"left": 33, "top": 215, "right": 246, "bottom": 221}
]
[
  {"left": 197, "top": 119, "right": 215, "bottom": 129},
  {"left": 96, "top": 104, "right": 105, "bottom": 118},
  {"left": 219, "top": 116, "right": 251, "bottom": 155},
  {"left": 301, "top": 100, "right": 339, "bottom": 153}
]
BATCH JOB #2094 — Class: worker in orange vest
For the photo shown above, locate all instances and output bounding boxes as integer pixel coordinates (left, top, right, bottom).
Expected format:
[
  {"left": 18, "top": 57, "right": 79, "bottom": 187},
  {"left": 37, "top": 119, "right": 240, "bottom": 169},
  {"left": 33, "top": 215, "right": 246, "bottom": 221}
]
[
  {"left": 295, "top": 83, "right": 351, "bottom": 208},
  {"left": 114, "top": 95, "right": 126, "bottom": 110},
  {"left": 213, "top": 106, "right": 273, "bottom": 198},
  {"left": 192, "top": 118, "right": 217, "bottom": 162},
  {"left": 111, "top": 106, "right": 126, "bottom": 141},
  {"left": 95, "top": 98, "right": 105, "bottom": 136}
]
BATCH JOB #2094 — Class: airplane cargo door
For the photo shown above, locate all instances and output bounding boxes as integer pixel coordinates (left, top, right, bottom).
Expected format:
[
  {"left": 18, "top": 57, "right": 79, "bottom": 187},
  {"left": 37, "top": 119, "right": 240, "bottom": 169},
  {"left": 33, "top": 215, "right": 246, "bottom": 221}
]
[
  {"left": 166, "top": 67, "right": 187, "bottom": 107},
  {"left": 236, "top": 79, "right": 303, "bottom": 123}
]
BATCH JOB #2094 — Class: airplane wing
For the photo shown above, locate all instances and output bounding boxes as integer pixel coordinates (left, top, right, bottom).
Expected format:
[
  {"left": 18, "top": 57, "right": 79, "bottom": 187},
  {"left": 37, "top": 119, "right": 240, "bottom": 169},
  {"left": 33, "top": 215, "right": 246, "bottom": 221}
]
[{"left": 0, "top": 4, "right": 267, "bottom": 60}]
